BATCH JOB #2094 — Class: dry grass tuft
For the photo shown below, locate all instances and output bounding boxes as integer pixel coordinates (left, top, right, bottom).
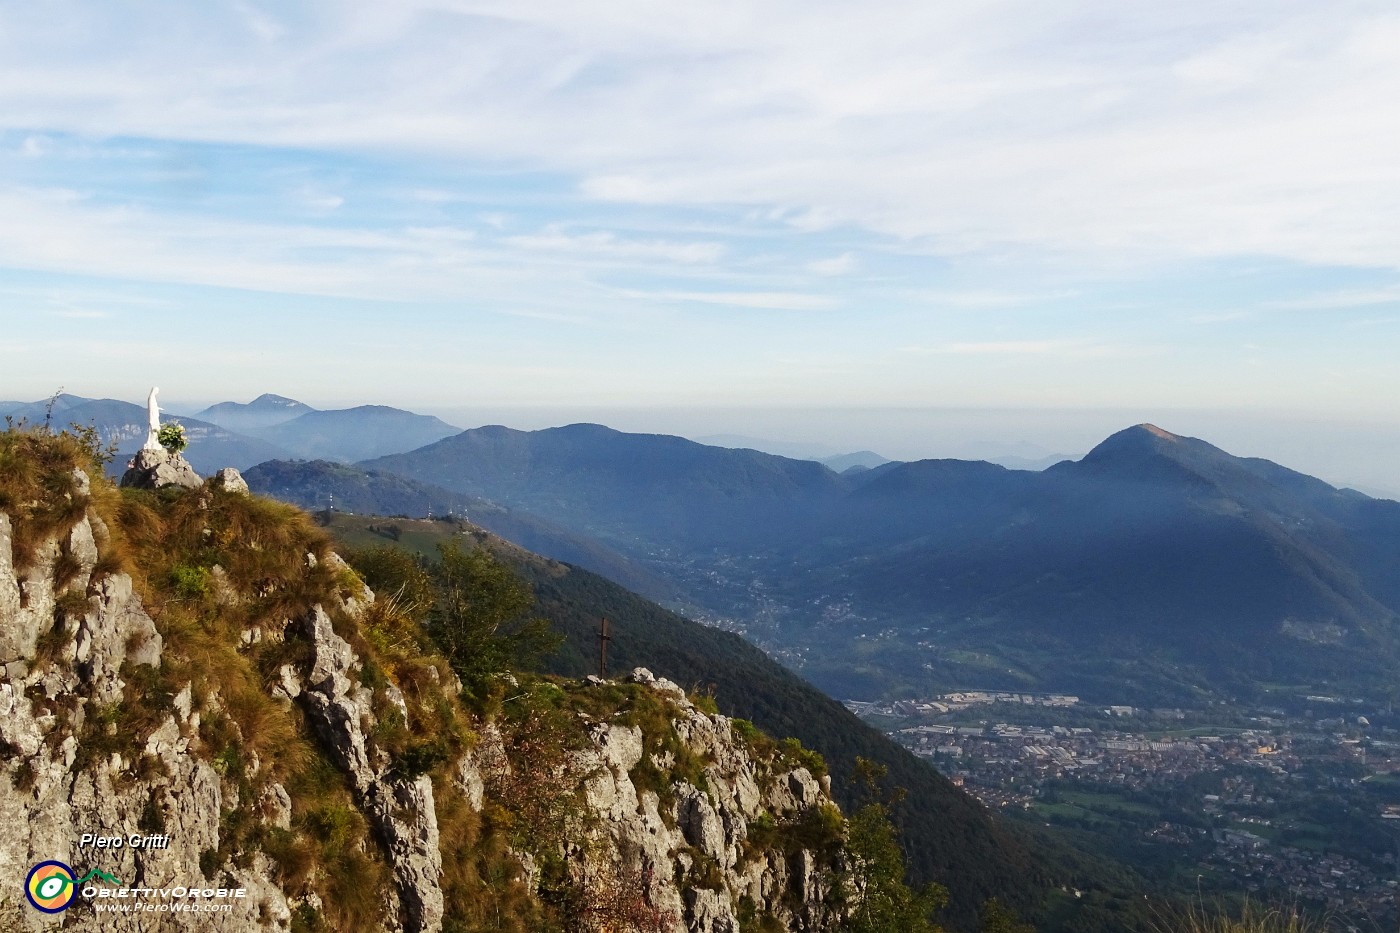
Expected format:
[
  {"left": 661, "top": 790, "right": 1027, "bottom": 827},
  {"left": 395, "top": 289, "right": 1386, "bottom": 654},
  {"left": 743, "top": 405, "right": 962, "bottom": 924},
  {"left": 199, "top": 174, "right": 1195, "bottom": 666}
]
[
  {"left": 0, "top": 426, "right": 101, "bottom": 573},
  {"left": 1152, "top": 899, "right": 1333, "bottom": 933}
]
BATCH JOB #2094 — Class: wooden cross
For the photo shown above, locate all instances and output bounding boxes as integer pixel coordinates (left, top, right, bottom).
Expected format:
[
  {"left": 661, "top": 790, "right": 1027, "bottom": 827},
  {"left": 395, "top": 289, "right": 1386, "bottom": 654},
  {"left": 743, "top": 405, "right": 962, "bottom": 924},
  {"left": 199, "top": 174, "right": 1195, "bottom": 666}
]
[{"left": 598, "top": 617, "right": 611, "bottom": 679}]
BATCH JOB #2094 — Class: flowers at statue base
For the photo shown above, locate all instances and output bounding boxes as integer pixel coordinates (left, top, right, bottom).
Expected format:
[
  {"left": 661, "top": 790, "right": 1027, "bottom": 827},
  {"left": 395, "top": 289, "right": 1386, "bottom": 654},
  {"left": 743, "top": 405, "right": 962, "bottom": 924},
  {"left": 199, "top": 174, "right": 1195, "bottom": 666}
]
[{"left": 157, "top": 422, "right": 188, "bottom": 454}]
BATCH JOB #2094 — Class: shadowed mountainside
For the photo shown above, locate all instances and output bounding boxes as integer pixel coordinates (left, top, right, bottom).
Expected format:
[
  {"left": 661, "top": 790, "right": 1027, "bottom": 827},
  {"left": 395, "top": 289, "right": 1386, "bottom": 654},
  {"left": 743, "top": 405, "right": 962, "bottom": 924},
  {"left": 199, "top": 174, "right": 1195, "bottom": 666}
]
[
  {"left": 245, "top": 459, "right": 679, "bottom": 603},
  {"left": 360, "top": 422, "right": 1400, "bottom": 702}
]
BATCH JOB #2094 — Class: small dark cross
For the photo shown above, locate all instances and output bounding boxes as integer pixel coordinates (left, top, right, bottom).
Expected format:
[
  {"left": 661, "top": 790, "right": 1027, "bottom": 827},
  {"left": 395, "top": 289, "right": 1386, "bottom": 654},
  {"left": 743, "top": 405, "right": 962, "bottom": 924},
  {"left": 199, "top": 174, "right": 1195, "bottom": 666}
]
[{"left": 598, "top": 617, "right": 611, "bottom": 679}]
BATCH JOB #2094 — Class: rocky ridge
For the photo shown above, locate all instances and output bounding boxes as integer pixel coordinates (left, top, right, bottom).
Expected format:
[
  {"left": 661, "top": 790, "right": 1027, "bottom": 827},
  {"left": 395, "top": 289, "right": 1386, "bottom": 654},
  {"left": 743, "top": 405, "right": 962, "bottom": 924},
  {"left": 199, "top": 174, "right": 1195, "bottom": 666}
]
[{"left": 0, "top": 438, "right": 857, "bottom": 931}]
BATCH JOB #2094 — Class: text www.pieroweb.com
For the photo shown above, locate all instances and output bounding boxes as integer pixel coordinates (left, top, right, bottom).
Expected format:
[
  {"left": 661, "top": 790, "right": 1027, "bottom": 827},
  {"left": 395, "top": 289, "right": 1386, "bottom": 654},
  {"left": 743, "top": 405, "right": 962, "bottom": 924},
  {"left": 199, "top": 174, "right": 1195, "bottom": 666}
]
[{"left": 92, "top": 900, "right": 234, "bottom": 914}]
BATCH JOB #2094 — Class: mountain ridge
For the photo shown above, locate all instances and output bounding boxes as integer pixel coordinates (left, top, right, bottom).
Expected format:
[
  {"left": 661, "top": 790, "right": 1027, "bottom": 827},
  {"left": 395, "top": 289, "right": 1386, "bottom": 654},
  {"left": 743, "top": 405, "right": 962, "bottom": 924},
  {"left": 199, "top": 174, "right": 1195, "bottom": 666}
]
[
  {"left": 356, "top": 419, "right": 1400, "bottom": 704},
  {"left": 253, "top": 405, "right": 460, "bottom": 462},
  {"left": 196, "top": 392, "right": 316, "bottom": 432}
]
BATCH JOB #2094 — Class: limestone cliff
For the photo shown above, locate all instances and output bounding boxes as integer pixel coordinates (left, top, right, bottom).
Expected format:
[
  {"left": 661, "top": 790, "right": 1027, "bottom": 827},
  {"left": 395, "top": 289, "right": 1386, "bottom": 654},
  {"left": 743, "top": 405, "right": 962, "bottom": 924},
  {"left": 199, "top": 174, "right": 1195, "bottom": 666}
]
[{"left": 0, "top": 432, "right": 860, "bottom": 932}]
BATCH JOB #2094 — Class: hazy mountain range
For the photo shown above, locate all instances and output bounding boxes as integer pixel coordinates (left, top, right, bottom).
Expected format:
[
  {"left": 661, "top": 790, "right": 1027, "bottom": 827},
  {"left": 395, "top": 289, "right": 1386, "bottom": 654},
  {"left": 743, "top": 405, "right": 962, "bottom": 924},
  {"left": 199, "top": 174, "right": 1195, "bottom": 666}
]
[
  {"left": 196, "top": 395, "right": 460, "bottom": 461},
  {"left": 352, "top": 421, "right": 1400, "bottom": 704},
  {"left": 2, "top": 394, "right": 286, "bottom": 474},
  {"left": 696, "top": 433, "right": 1066, "bottom": 473},
  {"left": 1, "top": 392, "right": 459, "bottom": 469},
  {"left": 194, "top": 392, "right": 315, "bottom": 432},
  {"left": 16, "top": 390, "right": 1400, "bottom": 705}
]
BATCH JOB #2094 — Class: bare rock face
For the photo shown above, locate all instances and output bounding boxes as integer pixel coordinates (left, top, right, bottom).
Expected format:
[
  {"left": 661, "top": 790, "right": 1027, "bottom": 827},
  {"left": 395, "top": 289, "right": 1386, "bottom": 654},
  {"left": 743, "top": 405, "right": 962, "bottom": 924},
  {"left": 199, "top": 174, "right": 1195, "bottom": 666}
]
[
  {"left": 73, "top": 570, "right": 163, "bottom": 706},
  {"left": 119, "top": 447, "right": 203, "bottom": 490},
  {"left": 292, "top": 604, "right": 445, "bottom": 933},
  {"left": 0, "top": 505, "right": 289, "bottom": 932},
  {"left": 517, "top": 667, "right": 850, "bottom": 933},
  {"left": 0, "top": 497, "right": 447, "bottom": 932},
  {"left": 0, "top": 511, "right": 44, "bottom": 665}
]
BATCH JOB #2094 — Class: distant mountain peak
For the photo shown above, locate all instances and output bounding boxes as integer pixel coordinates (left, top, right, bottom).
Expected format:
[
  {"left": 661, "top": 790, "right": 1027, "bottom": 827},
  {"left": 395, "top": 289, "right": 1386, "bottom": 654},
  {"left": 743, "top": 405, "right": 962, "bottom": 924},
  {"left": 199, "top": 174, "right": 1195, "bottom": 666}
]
[
  {"left": 1137, "top": 423, "right": 1180, "bottom": 441},
  {"left": 1065, "top": 424, "right": 1236, "bottom": 488},
  {"left": 553, "top": 422, "right": 622, "bottom": 436},
  {"left": 196, "top": 394, "right": 317, "bottom": 434},
  {"left": 1084, "top": 423, "right": 1196, "bottom": 459},
  {"left": 249, "top": 393, "right": 308, "bottom": 408}
]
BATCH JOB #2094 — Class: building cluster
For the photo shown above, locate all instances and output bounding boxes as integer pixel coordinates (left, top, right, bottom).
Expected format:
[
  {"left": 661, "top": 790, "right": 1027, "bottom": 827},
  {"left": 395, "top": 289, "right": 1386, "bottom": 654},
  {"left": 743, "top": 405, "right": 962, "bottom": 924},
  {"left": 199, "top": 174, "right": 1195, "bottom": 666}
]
[
  {"left": 852, "top": 695, "right": 1400, "bottom": 925},
  {"left": 1206, "top": 835, "right": 1396, "bottom": 920},
  {"left": 845, "top": 690, "right": 1079, "bottom": 719},
  {"left": 888, "top": 721, "right": 1284, "bottom": 801}
]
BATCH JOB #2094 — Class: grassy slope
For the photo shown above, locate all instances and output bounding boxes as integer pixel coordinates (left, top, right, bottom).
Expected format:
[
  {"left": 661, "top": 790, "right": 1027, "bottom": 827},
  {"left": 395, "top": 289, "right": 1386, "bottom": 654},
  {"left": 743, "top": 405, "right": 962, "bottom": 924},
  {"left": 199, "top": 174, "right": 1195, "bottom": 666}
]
[{"left": 321, "top": 514, "right": 1152, "bottom": 932}]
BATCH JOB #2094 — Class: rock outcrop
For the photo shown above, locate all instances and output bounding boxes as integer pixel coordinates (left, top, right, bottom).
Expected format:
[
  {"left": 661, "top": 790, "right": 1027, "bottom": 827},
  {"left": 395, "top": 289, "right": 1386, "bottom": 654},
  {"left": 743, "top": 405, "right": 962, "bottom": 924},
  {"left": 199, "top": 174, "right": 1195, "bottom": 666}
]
[
  {"left": 560, "top": 668, "right": 849, "bottom": 933},
  {"left": 1, "top": 490, "right": 288, "bottom": 931},
  {"left": 286, "top": 603, "right": 444, "bottom": 933},
  {"left": 1, "top": 447, "right": 855, "bottom": 932},
  {"left": 120, "top": 447, "right": 203, "bottom": 490},
  {"left": 209, "top": 467, "right": 249, "bottom": 495}
]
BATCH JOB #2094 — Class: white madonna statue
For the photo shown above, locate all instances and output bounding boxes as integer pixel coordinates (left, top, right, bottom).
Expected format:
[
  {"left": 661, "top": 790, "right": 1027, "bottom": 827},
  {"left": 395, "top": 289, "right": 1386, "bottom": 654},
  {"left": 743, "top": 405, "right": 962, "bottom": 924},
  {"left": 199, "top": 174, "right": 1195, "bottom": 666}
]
[{"left": 143, "top": 386, "right": 162, "bottom": 451}]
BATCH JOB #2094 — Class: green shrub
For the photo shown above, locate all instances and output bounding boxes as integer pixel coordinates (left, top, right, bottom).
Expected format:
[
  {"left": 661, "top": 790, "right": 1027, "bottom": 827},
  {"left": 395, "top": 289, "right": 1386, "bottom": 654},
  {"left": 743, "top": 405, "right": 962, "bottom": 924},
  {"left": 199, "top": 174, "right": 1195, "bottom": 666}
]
[
  {"left": 169, "top": 564, "right": 211, "bottom": 600},
  {"left": 689, "top": 689, "right": 719, "bottom": 715},
  {"left": 428, "top": 541, "right": 561, "bottom": 687},
  {"left": 779, "top": 736, "right": 828, "bottom": 778},
  {"left": 157, "top": 422, "right": 188, "bottom": 453}
]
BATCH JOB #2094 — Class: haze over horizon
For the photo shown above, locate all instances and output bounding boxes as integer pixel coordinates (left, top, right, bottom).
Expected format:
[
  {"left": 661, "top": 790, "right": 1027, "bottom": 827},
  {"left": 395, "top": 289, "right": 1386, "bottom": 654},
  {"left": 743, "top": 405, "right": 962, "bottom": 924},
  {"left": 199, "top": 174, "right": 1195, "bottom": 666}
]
[
  {"left": 9, "top": 386, "right": 1400, "bottom": 498},
  {"left": 2, "top": 3, "right": 1397, "bottom": 488}
]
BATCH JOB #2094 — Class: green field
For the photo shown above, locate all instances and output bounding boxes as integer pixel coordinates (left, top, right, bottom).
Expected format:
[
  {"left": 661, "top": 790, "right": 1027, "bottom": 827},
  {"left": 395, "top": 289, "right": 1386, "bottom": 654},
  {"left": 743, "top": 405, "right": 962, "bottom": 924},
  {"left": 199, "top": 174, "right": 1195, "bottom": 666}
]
[{"left": 319, "top": 512, "right": 465, "bottom": 559}]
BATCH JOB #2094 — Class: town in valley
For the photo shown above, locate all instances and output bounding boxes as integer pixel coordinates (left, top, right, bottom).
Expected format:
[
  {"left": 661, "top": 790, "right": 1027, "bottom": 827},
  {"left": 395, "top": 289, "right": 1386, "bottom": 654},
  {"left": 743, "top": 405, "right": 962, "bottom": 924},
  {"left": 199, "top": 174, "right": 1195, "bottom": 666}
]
[{"left": 848, "top": 689, "right": 1400, "bottom": 926}]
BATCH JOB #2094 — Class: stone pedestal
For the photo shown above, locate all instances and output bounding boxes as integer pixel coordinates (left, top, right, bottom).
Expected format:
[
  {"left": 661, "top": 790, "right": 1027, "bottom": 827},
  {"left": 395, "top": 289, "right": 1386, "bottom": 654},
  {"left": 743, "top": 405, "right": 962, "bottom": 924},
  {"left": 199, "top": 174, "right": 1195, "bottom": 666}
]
[{"left": 120, "top": 447, "right": 203, "bottom": 490}]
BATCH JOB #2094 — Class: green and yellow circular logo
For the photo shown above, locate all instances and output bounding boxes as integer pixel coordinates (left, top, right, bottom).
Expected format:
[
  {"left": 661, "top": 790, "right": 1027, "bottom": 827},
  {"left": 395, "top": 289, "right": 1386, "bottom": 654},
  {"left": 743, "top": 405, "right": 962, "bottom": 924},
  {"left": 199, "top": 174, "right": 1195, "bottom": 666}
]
[{"left": 25, "top": 861, "right": 76, "bottom": 913}]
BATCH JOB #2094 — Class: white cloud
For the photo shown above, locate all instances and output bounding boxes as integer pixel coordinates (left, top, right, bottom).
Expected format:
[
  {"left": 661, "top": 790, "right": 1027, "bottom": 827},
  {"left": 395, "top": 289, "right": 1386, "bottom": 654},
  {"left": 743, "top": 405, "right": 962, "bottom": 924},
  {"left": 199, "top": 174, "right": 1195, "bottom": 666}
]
[
  {"left": 298, "top": 190, "right": 345, "bottom": 211},
  {"left": 902, "top": 339, "right": 1141, "bottom": 359},
  {"left": 233, "top": 2, "right": 285, "bottom": 43},
  {"left": 626, "top": 289, "right": 838, "bottom": 311},
  {"left": 902, "top": 288, "right": 1079, "bottom": 310},
  {"left": 1261, "top": 285, "right": 1400, "bottom": 311},
  {"left": 806, "top": 252, "right": 857, "bottom": 276},
  {"left": 0, "top": 187, "right": 511, "bottom": 302},
  {"left": 0, "top": 2, "right": 1393, "bottom": 271},
  {"left": 505, "top": 227, "right": 725, "bottom": 264},
  {"left": 1189, "top": 310, "right": 1256, "bottom": 324},
  {"left": 50, "top": 308, "right": 109, "bottom": 319}
]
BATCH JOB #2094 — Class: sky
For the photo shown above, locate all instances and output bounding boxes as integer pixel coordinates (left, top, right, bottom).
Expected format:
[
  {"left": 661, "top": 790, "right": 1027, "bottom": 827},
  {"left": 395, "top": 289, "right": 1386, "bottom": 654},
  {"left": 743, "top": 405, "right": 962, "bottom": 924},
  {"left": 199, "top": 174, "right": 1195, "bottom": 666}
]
[{"left": 1, "top": 2, "right": 1398, "bottom": 486}]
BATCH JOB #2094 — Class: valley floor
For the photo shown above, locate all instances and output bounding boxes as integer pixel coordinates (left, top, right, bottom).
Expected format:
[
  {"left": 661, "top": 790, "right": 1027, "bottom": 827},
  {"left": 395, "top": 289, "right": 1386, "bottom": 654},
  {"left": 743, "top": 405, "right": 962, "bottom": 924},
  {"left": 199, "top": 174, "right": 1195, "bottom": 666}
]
[{"left": 854, "top": 694, "right": 1400, "bottom": 928}]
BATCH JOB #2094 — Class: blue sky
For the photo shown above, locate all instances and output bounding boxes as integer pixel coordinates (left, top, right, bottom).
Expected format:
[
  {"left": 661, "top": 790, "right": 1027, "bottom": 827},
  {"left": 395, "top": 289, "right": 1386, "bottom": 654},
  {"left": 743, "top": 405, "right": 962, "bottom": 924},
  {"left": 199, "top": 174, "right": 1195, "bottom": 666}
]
[{"left": 2, "top": 2, "right": 1398, "bottom": 482}]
